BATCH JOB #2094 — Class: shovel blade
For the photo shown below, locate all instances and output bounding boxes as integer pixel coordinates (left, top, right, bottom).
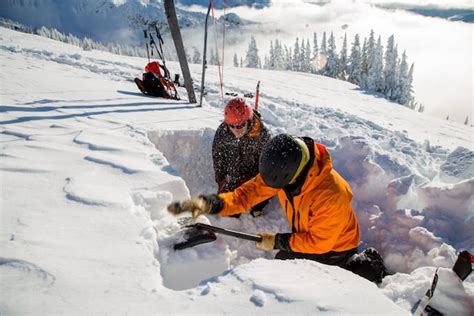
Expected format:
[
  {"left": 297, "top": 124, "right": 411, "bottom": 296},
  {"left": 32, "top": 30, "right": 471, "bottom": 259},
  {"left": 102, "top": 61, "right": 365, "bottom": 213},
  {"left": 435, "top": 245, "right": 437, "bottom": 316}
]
[{"left": 173, "top": 226, "right": 217, "bottom": 250}]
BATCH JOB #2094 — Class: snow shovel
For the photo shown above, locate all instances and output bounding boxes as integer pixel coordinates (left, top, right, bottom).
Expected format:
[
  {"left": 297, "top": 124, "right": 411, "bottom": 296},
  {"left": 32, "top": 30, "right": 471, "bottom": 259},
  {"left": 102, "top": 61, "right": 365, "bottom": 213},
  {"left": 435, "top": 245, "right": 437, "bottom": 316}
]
[{"left": 174, "top": 223, "right": 262, "bottom": 250}]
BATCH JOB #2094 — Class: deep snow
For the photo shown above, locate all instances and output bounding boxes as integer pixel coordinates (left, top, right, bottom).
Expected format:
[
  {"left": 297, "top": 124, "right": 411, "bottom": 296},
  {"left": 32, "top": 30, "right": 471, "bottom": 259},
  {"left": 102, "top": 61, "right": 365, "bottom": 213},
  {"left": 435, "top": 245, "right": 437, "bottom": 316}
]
[{"left": 0, "top": 27, "right": 473, "bottom": 315}]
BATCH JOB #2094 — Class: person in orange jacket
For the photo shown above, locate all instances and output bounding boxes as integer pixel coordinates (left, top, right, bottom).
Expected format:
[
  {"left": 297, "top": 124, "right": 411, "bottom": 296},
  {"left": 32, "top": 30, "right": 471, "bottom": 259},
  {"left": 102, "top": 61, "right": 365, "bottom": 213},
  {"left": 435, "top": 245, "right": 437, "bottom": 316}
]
[{"left": 169, "top": 133, "right": 362, "bottom": 268}]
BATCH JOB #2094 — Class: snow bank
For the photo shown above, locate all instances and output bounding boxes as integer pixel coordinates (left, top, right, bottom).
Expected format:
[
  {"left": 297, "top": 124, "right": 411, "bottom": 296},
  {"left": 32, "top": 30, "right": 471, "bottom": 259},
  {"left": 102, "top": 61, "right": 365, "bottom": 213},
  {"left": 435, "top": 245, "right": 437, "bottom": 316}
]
[{"left": 1, "top": 27, "right": 472, "bottom": 315}]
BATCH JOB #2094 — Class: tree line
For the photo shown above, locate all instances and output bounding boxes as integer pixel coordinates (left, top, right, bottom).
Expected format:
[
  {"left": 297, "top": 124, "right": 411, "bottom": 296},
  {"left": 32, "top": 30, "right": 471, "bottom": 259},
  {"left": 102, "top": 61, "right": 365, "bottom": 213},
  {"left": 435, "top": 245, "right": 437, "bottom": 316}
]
[{"left": 232, "top": 31, "right": 419, "bottom": 111}]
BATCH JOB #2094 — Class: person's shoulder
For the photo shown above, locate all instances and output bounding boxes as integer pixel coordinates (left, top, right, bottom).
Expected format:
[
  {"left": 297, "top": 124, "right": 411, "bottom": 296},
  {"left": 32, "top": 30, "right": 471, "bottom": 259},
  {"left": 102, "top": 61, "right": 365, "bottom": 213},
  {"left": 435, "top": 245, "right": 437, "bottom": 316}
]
[
  {"left": 215, "top": 122, "right": 227, "bottom": 133},
  {"left": 215, "top": 122, "right": 232, "bottom": 139}
]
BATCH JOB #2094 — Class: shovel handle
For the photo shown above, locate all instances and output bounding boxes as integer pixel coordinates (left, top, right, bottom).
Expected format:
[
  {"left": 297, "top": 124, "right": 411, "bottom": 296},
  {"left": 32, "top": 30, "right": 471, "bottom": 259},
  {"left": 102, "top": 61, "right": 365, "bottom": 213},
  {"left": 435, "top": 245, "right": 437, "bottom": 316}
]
[{"left": 191, "top": 223, "right": 262, "bottom": 242}]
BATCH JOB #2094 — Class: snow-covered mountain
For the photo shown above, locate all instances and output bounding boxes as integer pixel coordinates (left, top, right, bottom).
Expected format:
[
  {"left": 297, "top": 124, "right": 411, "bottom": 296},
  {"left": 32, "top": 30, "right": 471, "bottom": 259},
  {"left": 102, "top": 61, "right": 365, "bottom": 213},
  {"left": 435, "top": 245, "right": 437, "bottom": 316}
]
[
  {"left": 0, "top": 0, "right": 201, "bottom": 45},
  {"left": 178, "top": 0, "right": 270, "bottom": 8},
  {"left": 0, "top": 0, "right": 266, "bottom": 46},
  {"left": 374, "top": 3, "right": 474, "bottom": 23},
  {"left": 0, "top": 27, "right": 473, "bottom": 315}
]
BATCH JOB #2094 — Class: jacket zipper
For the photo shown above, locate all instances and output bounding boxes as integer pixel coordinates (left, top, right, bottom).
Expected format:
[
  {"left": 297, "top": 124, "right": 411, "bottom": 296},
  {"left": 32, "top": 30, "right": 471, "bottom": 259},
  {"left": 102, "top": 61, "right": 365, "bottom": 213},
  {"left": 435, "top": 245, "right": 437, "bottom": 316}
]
[{"left": 285, "top": 193, "right": 298, "bottom": 233}]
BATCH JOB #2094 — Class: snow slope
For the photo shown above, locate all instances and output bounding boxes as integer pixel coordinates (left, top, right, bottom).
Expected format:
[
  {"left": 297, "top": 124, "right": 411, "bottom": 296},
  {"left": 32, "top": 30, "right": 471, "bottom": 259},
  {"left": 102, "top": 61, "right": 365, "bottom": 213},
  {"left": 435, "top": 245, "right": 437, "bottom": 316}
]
[{"left": 1, "top": 27, "right": 472, "bottom": 315}]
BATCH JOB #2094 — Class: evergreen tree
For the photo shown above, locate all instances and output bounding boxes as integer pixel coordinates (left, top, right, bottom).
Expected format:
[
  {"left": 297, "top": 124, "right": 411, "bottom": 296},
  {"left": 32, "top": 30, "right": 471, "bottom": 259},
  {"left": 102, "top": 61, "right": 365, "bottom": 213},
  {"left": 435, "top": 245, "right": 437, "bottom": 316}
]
[
  {"left": 268, "top": 40, "right": 275, "bottom": 70},
  {"left": 407, "top": 63, "right": 415, "bottom": 108},
  {"left": 245, "top": 36, "right": 259, "bottom": 68},
  {"left": 210, "top": 48, "right": 217, "bottom": 65},
  {"left": 337, "top": 33, "right": 348, "bottom": 80},
  {"left": 293, "top": 37, "right": 300, "bottom": 71},
  {"left": 347, "top": 34, "right": 362, "bottom": 85},
  {"left": 192, "top": 47, "right": 201, "bottom": 64},
  {"left": 263, "top": 54, "right": 270, "bottom": 69},
  {"left": 312, "top": 32, "right": 319, "bottom": 73},
  {"left": 384, "top": 35, "right": 399, "bottom": 100},
  {"left": 304, "top": 39, "right": 312, "bottom": 73},
  {"left": 83, "top": 37, "right": 93, "bottom": 51},
  {"left": 233, "top": 53, "right": 239, "bottom": 67},
  {"left": 368, "top": 36, "right": 384, "bottom": 92},
  {"left": 284, "top": 45, "right": 292, "bottom": 71},
  {"left": 324, "top": 32, "right": 338, "bottom": 78},
  {"left": 365, "top": 30, "right": 376, "bottom": 87},
  {"left": 274, "top": 39, "right": 285, "bottom": 70},
  {"left": 320, "top": 32, "right": 327, "bottom": 56},
  {"left": 360, "top": 38, "right": 369, "bottom": 88},
  {"left": 395, "top": 51, "right": 410, "bottom": 106}
]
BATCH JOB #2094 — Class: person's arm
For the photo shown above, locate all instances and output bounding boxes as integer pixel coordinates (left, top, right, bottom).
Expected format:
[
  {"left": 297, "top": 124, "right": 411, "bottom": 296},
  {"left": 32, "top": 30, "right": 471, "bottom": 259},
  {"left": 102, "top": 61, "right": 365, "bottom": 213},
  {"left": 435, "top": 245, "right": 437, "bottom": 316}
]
[{"left": 218, "top": 174, "right": 278, "bottom": 216}]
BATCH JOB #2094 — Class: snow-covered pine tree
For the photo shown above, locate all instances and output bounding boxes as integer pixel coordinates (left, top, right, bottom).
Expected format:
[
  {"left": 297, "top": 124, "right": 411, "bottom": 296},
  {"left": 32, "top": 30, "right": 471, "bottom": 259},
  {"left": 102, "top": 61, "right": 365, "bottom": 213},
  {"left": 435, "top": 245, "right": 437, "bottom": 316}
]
[
  {"left": 384, "top": 35, "right": 399, "bottom": 100},
  {"left": 83, "top": 37, "right": 93, "bottom": 51},
  {"left": 347, "top": 34, "right": 362, "bottom": 85},
  {"left": 368, "top": 36, "right": 384, "bottom": 93},
  {"left": 407, "top": 63, "right": 415, "bottom": 108},
  {"left": 299, "top": 39, "right": 306, "bottom": 72},
  {"left": 304, "top": 39, "right": 312, "bottom": 73},
  {"left": 192, "top": 47, "right": 201, "bottom": 64},
  {"left": 284, "top": 45, "right": 292, "bottom": 71},
  {"left": 233, "top": 53, "right": 239, "bottom": 67},
  {"left": 312, "top": 32, "right": 319, "bottom": 73},
  {"left": 267, "top": 40, "right": 275, "bottom": 70},
  {"left": 324, "top": 32, "right": 338, "bottom": 78},
  {"left": 320, "top": 32, "right": 327, "bottom": 56},
  {"left": 245, "top": 36, "right": 259, "bottom": 68},
  {"left": 318, "top": 32, "right": 327, "bottom": 74},
  {"left": 210, "top": 48, "right": 217, "bottom": 65},
  {"left": 360, "top": 38, "right": 369, "bottom": 88},
  {"left": 395, "top": 51, "right": 410, "bottom": 106},
  {"left": 263, "top": 54, "right": 270, "bottom": 69},
  {"left": 361, "top": 30, "right": 375, "bottom": 89},
  {"left": 337, "top": 33, "right": 348, "bottom": 80},
  {"left": 293, "top": 37, "right": 300, "bottom": 71},
  {"left": 274, "top": 40, "right": 285, "bottom": 70}
]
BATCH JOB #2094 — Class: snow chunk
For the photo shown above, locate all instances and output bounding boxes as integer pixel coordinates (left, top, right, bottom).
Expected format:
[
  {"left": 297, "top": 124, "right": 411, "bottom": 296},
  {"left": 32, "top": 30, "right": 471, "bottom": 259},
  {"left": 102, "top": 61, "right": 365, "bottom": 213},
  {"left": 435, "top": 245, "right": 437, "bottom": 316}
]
[{"left": 439, "top": 146, "right": 474, "bottom": 183}]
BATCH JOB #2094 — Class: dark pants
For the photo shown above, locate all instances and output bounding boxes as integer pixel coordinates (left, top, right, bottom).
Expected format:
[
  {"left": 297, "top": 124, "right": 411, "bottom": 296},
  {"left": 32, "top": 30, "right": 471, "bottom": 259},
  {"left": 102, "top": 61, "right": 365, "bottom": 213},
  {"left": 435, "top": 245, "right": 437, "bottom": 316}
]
[
  {"left": 275, "top": 248, "right": 357, "bottom": 268},
  {"left": 275, "top": 247, "right": 388, "bottom": 283}
]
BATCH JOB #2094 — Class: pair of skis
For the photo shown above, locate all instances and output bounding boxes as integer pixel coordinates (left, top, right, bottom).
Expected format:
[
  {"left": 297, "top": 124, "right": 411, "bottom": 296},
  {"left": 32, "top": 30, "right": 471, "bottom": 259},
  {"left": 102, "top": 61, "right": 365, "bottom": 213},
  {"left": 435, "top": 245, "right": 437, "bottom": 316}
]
[{"left": 412, "top": 250, "right": 473, "bottom": 316}]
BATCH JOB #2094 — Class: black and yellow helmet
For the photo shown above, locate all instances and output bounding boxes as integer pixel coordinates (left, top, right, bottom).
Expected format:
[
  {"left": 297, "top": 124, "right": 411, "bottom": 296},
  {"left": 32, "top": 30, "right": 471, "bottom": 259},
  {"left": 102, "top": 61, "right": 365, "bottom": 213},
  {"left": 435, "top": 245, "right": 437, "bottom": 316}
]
[{"left": 259, "top": 134, "right": 310, "bottom": 188}]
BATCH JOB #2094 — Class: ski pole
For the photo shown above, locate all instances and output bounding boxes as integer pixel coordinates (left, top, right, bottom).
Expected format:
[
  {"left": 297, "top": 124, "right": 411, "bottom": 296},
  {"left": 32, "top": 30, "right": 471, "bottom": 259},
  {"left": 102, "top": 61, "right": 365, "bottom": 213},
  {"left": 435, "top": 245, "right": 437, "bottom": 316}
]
[
  {"left": 144, "top": 30, "right": 150, "bottom": 63},
  {"left": 255, "top": 81, "right": 260, "bottom": 111}
]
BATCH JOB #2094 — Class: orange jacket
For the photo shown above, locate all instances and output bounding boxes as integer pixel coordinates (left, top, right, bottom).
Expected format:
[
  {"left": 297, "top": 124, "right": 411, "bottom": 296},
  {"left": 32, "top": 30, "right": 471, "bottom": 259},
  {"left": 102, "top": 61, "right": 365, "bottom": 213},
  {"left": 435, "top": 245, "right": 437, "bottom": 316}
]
[{"left": 218, "top": 142, "right": 360, "bottom": 254}]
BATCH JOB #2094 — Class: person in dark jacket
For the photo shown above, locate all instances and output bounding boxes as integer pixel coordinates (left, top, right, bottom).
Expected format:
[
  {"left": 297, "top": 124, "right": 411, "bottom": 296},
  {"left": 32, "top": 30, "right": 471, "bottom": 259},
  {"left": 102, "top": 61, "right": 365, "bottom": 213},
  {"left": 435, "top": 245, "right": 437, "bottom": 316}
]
[{"left": 212, "top": 97, "right": 271, "bottom": 217}]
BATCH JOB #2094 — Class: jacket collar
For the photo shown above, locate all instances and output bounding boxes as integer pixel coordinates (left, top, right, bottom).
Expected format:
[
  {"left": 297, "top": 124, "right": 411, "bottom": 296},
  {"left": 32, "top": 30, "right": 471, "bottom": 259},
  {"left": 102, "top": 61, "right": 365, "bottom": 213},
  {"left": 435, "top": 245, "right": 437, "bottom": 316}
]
[{"left": 284, "top": 137, "right": 332, "bottom": 197}]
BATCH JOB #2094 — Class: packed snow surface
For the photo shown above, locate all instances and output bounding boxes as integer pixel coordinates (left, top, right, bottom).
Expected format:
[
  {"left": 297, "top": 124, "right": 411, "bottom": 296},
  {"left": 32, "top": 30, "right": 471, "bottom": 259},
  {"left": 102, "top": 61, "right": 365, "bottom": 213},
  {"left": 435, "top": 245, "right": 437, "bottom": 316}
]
[{"left": 0, "top": 27, "right": 472, "bottom": 314}]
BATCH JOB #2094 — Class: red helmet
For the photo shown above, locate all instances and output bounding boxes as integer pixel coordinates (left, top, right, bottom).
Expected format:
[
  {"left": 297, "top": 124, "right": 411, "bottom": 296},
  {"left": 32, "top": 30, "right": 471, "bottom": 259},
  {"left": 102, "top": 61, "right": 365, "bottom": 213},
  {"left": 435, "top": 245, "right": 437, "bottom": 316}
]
[
  {"left": 224, "top": 97, "right": 253, "bottom": 125},
  {"left": 145, "top": 62, "right": 161, "bottom": 75}
]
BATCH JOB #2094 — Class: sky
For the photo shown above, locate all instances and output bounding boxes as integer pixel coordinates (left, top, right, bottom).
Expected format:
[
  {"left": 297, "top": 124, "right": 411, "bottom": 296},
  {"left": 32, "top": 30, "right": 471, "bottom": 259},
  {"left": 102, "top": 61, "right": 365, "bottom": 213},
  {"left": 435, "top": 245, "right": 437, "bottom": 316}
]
[
  {"left": 181, "top": 0, "right": 473, "bottom": 123},
  {"left": 0, "top": 26, "right": 472, "bottom": 314}
]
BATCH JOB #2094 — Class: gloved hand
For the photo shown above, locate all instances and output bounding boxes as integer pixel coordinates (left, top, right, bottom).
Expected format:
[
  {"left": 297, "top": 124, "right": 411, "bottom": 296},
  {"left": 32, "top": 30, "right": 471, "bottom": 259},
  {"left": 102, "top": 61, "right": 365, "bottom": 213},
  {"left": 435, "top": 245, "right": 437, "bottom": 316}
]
[
  {"left": 256, "top": 232, "right": 276, "bottom": 252},
  {"left": 167, "top": 196, "right": 212, "bottom": 218},
  {"left": 167, "top": 195, "right": 224, "bottom": 218}
]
